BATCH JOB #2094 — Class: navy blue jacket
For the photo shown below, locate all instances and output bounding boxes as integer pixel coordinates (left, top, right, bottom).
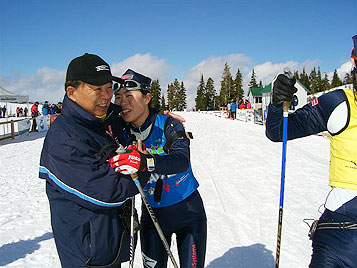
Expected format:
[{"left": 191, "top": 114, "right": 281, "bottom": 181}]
[
  {"left": 265, "top": 90, "right": 346, "bottom": 141},
  {"left": 39, "top": 95, "right": 148, "bottom": 267}
]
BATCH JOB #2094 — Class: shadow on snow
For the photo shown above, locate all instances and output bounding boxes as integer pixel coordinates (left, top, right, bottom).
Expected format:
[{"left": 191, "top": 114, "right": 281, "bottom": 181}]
[
  {"left": 205, "top": 243, "right": 274, "bottom": 268},
  {"left": 0, "top": 232, "right": 53, "bottom": 266}
]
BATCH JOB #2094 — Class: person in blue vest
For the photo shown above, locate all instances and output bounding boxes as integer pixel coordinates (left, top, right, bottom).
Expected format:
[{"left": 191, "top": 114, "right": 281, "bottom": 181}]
[
  {"left": 266, "top": 37, "right": 357, "bottom": 267},
  {"left": 109, "top": 69, "right": 207, "bottom": 268},
  {"left": 42, "top": 101, "right": 49, "bottom": 116},
  {"left": 39, "top": 54, "right": 149, "bottom": 268},
  {"left": 230, "top": 99, "right": 237, "bottom": 119}
]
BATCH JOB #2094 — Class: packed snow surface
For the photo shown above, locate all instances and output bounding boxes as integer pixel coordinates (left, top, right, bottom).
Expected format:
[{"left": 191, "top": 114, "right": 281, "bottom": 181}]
[{"left": 0, "top": 111, "right": 330, "bottom": 267}]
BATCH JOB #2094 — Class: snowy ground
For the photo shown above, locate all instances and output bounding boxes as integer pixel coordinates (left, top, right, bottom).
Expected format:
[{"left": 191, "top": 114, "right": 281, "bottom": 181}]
[{"left": 0, "top": 111, "right": 331, "bottom": 268}]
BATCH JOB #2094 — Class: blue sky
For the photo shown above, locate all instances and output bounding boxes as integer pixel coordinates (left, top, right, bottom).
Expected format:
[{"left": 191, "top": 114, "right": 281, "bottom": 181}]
[{"left": 0, "top": 0, "right": 356, "bottom": 107}]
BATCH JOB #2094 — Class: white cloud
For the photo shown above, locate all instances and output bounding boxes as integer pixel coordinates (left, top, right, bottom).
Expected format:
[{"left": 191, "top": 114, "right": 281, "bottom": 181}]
[
  {"left": 0, "top": 54, "right": 352, "bottom": 110},
  {"left": 327, "top": 61, "right": 353, "bottom": 81},
  {"left": 111, "top": 53, "right": 173, "bottom": 92},
  {"left": 0, "top": 67, "right": 66, "bottom": 103}
]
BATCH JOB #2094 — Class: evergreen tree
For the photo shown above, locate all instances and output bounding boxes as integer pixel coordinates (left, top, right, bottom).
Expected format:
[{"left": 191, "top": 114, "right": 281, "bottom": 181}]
[
  {"left": 259, "top": 80, "right": 263, "bottom": 88},
  {"left": 177, "top": 81, "right": 187, "bottom": 111},
  {"left": 321, "top": 73, "right": 331, "bottom": 92},
  {"left": 195, "top": 74, "right": 206, "bottom": 110},
  {"left": 219, "top": 62, "right": 234, "bottom": 105},
  {"left": 205, "top": 77, "right": 216, "bottom": 110},
  {"left": 150, "top": 79, "right": 161, "bottom": 110},
  {"left": 309, "top": 68, "right": 318, "bottom": 94},
  {"left": 233, "top": 69, "right": 244, "bottom": 102},
  {"left": 167, "top": 79, "right": 183, "bottom": 111},
  {"left": 167, "top": 84, "right": 175, "bottom": 110},
  {"left": 160, "top": 94, "right": 166, "bottom": 110},
  {"left": 300, "top": 68, "right": 311, "bottom": 90},
  {"left": 316, "top": 67, "right": 323, "bottom": 92},
  {"left": 330, "top": 69, "right": 342, "bottom": 88},
  {"left": 248, "top": 69, "right": 259, "bottom": 88},
  {"left": 343, "top": 72, "right": 353, "bottom": 84}
]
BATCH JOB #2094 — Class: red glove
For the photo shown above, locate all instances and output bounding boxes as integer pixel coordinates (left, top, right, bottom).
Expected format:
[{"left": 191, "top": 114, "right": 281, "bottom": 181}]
[{"left": 109, "top": 148, "right": 147, "bottom": 175}]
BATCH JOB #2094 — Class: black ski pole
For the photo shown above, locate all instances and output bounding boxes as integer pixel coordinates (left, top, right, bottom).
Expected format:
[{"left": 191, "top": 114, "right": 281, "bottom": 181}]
[{"left": 130, "top": 173, "right": 179, "bottom": 268}]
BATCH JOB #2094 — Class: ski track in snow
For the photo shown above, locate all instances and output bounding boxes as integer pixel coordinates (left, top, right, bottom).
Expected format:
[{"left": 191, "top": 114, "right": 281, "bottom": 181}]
[{"left": 0, "top": 112, "right": 330, "bottom": 268}]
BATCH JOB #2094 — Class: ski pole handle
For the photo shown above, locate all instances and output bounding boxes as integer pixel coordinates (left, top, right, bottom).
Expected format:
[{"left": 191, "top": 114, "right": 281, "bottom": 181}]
[{"left": 282, "top": 67, "right": 293, "bottom": 112}]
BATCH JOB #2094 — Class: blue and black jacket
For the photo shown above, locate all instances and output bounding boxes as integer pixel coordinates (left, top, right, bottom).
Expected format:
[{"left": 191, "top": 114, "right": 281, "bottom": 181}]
[
  {"left": 39, "top": 95, "right": 148, "bottom": 268},
  {"left": 123, "top": 112, "right": 199, "bottom": 208}
]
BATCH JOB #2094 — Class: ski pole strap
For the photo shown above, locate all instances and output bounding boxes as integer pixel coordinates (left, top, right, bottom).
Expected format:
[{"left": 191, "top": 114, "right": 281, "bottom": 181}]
[{"left": 316, "top": 222, "right": 357, "bottom": 230}]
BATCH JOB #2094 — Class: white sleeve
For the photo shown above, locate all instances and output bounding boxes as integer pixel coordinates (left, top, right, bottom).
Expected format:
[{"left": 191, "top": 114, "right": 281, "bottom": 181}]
[{"left": 327, "top": 101, "right": 348, "bottom": 135}]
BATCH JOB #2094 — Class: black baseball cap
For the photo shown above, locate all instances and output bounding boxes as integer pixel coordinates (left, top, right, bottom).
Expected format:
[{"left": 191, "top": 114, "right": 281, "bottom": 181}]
[{"left": 66, "top": 53, "right": 123, "bottom": 86}]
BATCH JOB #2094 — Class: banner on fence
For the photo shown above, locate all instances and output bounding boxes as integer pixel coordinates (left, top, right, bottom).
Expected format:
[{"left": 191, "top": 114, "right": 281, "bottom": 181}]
[
  {"left": 36, "top": 116, "right": 48, "bottom": 133},
  {"left": 254, "top": 109, "right": 263, "bottom": 125},
  {"left": 18, "top": 119, "right": 31, "bottom": 135}
]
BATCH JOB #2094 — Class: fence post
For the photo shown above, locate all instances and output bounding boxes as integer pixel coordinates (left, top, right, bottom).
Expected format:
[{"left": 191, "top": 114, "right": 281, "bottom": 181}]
[{"left": 11, "top": 120, "right": 15, "bottom": 139}]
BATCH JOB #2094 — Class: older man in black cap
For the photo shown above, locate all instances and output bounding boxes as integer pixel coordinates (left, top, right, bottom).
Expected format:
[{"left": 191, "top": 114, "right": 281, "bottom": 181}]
[{"left": 39, "top": 54, "right": 148, "bottom": 267}]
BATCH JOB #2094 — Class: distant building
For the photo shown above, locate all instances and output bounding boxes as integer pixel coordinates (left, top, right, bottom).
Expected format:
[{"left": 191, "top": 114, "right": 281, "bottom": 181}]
[
  {"left": 248, "top": 79, "right": 310, "bottom": 124},
  {"left": 248, "top": 79, "right": 310, "bottom": 111}
]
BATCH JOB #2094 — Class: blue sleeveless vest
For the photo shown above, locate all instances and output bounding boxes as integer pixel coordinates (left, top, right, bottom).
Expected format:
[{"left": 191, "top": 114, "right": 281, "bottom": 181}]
[{"left": 138, "top": 114, "right": 198, "bottom": 208}]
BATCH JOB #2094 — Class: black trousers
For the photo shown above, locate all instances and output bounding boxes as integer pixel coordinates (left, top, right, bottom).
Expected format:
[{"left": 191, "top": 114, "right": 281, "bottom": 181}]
[{"left": 140, "top": 190, "right": 207, "bottom": 268}]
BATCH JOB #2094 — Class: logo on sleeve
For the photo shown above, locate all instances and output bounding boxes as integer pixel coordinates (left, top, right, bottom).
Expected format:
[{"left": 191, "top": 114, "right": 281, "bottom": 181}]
[{"left": 311, "top": 98, "right": 318, "bottom": 106}]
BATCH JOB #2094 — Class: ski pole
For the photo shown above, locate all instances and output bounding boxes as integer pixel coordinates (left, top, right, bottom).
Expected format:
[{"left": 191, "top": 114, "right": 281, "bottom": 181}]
[
  {"left": 275, "top": 67, "right": 293, "bottom": 268},
  {"left": 130, "top": 173, "right": 179, "bottom": 268},
  {"left": 129, "top": 195, "right": 135, "bottom": 268}
]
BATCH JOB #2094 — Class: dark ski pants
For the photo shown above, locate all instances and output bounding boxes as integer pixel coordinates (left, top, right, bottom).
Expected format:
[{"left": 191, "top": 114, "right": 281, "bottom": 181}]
[
  {"left": 309, "top": 209, "right": 357, "bottom": 268},
  {"left": 140, "top": 190, "right": 207, "bottom": 268}
]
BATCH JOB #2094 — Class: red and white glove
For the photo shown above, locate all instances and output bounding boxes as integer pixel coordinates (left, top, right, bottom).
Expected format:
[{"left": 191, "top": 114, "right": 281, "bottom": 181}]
[{"left": 109, "top": 147, "right": 147, "bottom": 175}]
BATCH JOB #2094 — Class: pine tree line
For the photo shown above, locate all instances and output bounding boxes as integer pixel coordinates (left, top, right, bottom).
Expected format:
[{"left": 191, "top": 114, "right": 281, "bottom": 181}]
[
  {"left": 149, "top": 78, "right": 187, "bottom": 111},
  {"left": 149, "top": 63, "right": 353, "bottom": 111}
]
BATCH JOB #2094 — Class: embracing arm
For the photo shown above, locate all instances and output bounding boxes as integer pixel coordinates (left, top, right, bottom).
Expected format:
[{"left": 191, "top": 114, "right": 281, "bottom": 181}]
[{"left": 39, "top": 128, "right": 141, "bottom": 210}]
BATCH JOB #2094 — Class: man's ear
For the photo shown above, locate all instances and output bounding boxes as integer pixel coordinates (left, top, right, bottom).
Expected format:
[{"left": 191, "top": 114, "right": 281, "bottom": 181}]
[
  {"left": 145, "top": 93, "right": 153, "bottom": 105},
  {"left": 66, "top": 86, "right": 77, "bottom": 102}
]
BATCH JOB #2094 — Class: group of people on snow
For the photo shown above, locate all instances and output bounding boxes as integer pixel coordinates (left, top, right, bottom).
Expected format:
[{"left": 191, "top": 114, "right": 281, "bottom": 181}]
[
  {"left": 227, "top": 99, "right": 251, "bottom": 119},
  {"left": 39, "top": 34, "right": 357, "bottom": 268}
]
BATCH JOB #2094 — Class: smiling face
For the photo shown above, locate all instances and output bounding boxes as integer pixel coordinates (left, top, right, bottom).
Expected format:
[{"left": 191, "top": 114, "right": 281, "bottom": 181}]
[
  {"left": 114, "top": 88, "right": 152, "bottom": 127},
  {"left": 66, "top": 82, "right": 113, "bottom": 117}
]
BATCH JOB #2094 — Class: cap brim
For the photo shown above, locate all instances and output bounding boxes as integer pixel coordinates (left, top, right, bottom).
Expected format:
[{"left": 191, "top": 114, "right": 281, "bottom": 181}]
[{"left": 112, "top": 76, "right": 124, "bottom": 84}]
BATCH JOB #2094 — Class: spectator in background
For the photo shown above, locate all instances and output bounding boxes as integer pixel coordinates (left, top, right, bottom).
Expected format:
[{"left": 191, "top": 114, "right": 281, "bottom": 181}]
[
  {"left": 227, "top": 101, "right": 232, "bottom": 118},
  {"left": 239, "top": 101, "right": 246, "bottom": 109},
  {"left": 49, "top": 104, "right": 56, "bottom": 115},
  {"left": 231, "top": 99, "right": 237, "bottom": 119},
  {"left": 31, "top": 101, "right": 40, "bottom": 132},
  {"left": 56, "top": 102, "right": 62, "bottom": 114},
  {"left": 16, "top": 107, "right": 20, "bottom": 117},
  {"left": 246, "top": 100, "right": 252, "bottom": 109},
  {"left": 24, "top": 107, "right": 28, "bottom": 117},
  {"left": 42, "top": 101, "right": 50, "bottom": 116},
  {"left": 2, "top": 105, "right": 7, "bottom": 118}
]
